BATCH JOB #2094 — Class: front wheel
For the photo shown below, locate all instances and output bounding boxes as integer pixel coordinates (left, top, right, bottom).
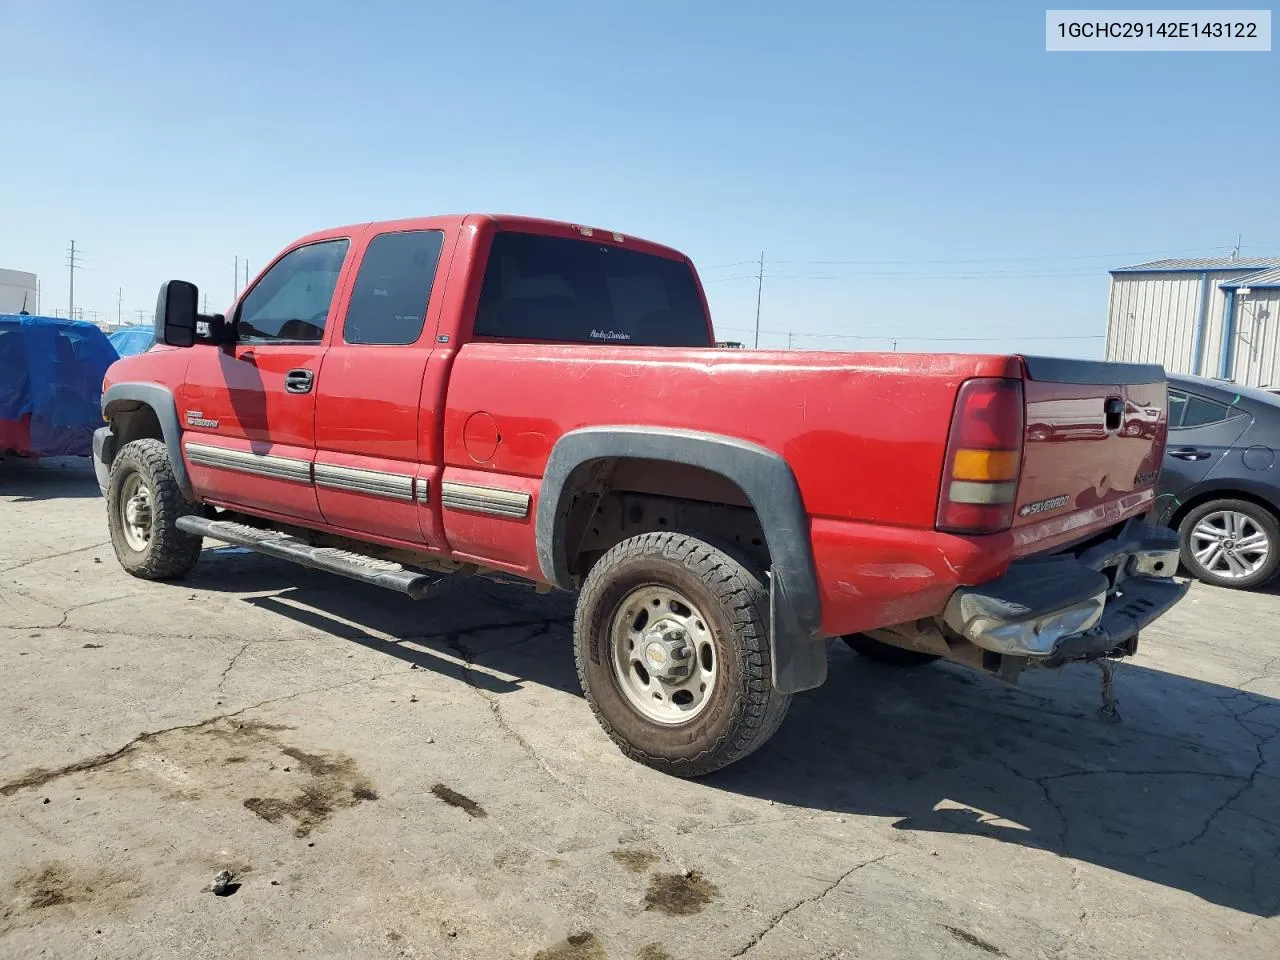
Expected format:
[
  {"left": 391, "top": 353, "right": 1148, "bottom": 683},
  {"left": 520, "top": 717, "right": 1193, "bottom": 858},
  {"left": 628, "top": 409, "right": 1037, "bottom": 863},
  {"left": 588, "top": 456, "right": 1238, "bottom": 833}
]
[
  {"left": 106, "top": 438, "right": 203, "bottom": 580},
  {"left": 573, "top": 532, "right": 790, "bottom": 777},
  {"left": 1178, "top": 499, "right": 1280, "bottom": 589}
]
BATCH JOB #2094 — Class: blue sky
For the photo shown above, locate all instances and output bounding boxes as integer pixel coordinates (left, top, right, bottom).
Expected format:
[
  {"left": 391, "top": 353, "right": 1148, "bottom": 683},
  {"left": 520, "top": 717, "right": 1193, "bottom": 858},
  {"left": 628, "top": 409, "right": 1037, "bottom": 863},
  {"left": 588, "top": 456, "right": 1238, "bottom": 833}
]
[{"left": 2, "top": 1, "right": 1276, "bottom": 356}]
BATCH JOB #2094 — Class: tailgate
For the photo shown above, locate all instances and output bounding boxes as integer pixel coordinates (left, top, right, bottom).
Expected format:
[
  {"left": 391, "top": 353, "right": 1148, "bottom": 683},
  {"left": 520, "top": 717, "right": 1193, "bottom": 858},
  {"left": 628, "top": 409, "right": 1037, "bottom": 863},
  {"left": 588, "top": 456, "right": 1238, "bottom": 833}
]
[{"left": 1013, "top": 357, "right": 1167, "bottom": 556}]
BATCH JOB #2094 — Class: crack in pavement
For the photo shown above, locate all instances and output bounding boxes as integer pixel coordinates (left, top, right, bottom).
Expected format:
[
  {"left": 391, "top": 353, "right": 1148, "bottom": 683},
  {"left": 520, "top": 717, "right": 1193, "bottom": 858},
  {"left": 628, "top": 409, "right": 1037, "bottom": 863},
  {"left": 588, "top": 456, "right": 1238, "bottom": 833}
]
[
  {"left": 1239, "top": 655, "right": 1280, "bottom": 691},
  {"left": 989, "top": 756, "right": 1070, "bottom": 851},
  {"left": 445, "top": 624, "right": 686, "bottom": 867},
  {"left": 0, "top": 541, "right": 111, "bottom": 574},
  {"left": 1052, "top": 864, "right": 1089, "bottom": 960},
  {"left": 728, "top": 853, "right": 893, "bottom": 957},
  {"left": 217, "top": 642, "right": 252, "bottom": 693},
  {"left": 0, "top": 670, "right": 406, "bottom": 797},
  {"left": 53, "top": 595, "right": 131, "bottom": 629},
  {"left": 1039, "top": 768, "right": 1241, "bottom": 783},
  {"left": 1139, "top": 711, "right": 1280, "bottom": 858}
]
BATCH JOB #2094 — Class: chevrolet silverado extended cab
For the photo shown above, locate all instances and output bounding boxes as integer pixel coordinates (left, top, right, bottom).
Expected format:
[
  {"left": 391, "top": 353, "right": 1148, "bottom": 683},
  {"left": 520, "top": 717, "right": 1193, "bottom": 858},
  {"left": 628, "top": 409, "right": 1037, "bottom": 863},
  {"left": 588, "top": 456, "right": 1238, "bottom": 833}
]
[{"left": 95, "top": 214, "right": 1187, "bottom": 776}]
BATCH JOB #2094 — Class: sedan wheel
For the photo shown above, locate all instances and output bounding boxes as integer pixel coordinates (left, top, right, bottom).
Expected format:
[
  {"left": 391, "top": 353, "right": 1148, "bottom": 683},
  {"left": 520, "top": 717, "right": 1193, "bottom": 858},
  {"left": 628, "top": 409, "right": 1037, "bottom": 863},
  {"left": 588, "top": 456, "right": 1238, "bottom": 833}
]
[{"left": 1179, "top": 499, "right": 1280, "bottom": 590}]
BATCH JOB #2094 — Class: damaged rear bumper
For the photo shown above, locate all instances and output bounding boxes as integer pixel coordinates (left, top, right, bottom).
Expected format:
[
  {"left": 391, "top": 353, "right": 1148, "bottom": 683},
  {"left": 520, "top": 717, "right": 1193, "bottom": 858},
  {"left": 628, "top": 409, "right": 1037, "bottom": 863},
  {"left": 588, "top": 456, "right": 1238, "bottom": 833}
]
[{"left": 942, "top": 518, "right": 1187, "bottom": 663}]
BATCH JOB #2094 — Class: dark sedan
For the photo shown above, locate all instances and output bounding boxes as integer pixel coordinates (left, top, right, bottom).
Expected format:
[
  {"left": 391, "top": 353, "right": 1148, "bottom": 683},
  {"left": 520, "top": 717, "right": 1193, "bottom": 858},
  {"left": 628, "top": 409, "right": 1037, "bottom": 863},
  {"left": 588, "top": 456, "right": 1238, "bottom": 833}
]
[{"left": 1154, "top": 374, "right": 1280, "bottom": 589}]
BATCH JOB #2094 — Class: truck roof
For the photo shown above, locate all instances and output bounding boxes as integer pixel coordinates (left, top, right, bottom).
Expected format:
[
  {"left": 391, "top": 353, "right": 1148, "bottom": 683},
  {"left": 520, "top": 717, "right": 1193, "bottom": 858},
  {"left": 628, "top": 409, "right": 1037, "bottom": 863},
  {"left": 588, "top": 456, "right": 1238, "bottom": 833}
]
[{"left": 291, "top": 214, "right": 692, "bottom": 263}]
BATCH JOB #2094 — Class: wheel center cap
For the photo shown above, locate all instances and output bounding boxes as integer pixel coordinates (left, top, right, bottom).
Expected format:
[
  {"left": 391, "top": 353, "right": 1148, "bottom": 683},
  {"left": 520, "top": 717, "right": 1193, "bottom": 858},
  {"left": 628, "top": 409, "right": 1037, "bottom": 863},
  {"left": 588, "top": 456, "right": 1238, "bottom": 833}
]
[{"left": 641, "top": 623, "right": 692, "bottom": 680}]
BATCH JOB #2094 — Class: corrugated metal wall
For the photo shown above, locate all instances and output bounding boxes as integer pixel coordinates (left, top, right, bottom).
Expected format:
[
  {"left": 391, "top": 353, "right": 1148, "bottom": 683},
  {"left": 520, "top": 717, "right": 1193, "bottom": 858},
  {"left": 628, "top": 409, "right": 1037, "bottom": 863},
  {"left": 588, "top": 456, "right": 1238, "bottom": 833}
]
[
  {"left": 1105, "top": 270, "right": 1257, "bottom": 377},
  {"left": 1230, "top": 290, "right": 1280, "bottom": 387},
  {"left": 1106, "top": 273, "right": 1202, "bottom": 371},
  {"left": 0, "top": 269, "right": 38, "bottom": 315}
]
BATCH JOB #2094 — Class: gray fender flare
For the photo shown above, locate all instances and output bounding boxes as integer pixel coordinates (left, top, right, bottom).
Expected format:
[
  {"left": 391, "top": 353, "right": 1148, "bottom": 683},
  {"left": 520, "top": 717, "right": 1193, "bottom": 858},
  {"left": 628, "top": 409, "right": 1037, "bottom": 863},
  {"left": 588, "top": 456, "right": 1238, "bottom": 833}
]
[
  {"left": 101, "top": 382, "right": 192, "bottom": 499},
  {"left": 536, "top": 426, "right": 827, "bottom": 693}
]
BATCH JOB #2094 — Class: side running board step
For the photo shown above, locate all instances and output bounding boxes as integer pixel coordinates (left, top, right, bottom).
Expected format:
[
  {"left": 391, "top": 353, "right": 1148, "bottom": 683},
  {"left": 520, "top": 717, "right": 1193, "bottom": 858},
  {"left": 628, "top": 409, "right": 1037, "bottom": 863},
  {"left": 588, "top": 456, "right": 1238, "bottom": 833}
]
[{"left": 176, "top": 516, "right": 444, "bottom": 600}]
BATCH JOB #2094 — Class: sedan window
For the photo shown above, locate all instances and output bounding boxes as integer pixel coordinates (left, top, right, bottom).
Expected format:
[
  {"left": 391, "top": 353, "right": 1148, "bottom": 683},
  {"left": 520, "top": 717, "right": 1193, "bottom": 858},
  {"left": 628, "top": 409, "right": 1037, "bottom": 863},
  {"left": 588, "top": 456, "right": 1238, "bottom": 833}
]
[{"left": 1168, "top": 390, "right": 1235, "bottom": 430}]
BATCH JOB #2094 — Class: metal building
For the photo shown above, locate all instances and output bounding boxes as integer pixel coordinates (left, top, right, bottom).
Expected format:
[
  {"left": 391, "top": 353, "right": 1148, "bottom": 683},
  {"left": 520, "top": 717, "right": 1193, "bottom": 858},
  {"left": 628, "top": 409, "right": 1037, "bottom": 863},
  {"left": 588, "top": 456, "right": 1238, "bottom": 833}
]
[
  {"left": 1106, "top": 257, "right": 1280, "bottom": 387},
  {"left": 0, "top": 269, "right": 38, "bottom": 314}
]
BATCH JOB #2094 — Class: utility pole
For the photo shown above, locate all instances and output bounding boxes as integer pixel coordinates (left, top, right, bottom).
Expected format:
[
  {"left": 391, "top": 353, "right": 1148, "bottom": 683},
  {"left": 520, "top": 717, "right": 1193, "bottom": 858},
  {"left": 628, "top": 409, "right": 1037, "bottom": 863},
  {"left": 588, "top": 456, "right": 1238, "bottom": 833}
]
[
  {"left": 116, "top": 287, "right": 123, "bottom": 328},
  {"left": 136, "top": 309, "right": 146, "bottom": 324},
  {"left": 203, "top": 293, "right": 209, "bottom": 314},
  {"left": 787, "top": 331, "right": 794, "bottom": 349},
  {"left": 244, "top": 259, "right": 249, "bottom": 290},
  {"left": 234, "top": 255, "right": 239, "bottom": 298},
  {"left": 67, "top": 241, "right": 81, "bottom": 325},
  {"left": 753, "top": 251, "right": 764, "bottom": 349}
]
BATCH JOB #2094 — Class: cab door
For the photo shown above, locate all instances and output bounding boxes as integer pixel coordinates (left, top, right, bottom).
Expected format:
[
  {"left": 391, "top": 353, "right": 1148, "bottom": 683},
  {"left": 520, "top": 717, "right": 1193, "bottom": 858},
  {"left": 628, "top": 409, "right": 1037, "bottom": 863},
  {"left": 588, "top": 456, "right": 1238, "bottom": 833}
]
[
  {"left": 180, "top": 238, "right": 353, "bottom": 522},
  {"left": 313, "top": 227, "right": 451, "bottom": 547}
]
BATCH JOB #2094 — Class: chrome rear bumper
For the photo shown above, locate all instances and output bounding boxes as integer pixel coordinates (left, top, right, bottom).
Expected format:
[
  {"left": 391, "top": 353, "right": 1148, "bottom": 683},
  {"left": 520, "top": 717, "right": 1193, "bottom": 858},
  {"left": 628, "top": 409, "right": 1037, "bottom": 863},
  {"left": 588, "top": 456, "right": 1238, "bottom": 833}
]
[{"left": 942, "top": 519, "right": 1186, "bottom": 662}]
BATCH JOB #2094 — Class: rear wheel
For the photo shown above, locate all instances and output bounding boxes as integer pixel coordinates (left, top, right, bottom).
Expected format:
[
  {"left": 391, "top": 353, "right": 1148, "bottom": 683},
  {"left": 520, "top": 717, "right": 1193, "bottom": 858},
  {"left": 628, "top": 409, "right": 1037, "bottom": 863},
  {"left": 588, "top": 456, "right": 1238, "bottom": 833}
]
[
  {"left": 106, "top": 439, "right": 203, "bottom": 580},
  {"left": 1178, "top": 498, "right": 1280, "bottom": 590},
  {"left": 841, "top": 633, "right": 940, "bottom": 667},
  {"left": 574, "top": 532, "right": 790, "bottom": 777}
]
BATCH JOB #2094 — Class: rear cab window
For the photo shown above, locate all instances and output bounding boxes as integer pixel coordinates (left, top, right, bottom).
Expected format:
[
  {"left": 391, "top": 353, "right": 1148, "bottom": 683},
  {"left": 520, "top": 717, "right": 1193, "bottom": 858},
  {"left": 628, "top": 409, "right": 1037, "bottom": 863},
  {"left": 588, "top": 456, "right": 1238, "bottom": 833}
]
[{"left": 473, "top": 231, "right": 711, "bottom": 347}]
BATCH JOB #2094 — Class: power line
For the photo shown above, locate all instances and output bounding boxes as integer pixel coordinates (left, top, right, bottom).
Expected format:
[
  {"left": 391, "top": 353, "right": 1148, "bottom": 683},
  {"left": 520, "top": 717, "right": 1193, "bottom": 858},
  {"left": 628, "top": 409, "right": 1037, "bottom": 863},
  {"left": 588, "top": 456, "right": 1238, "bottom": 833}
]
[
  {"left": 714, "top": 324, "right": 1104, "bottom": 344},
  {"left": 700, "top": 243, "right": 1278, "bottom": 277},
  {"left": 765, "top": 270, "right": 1106, "bottom": 280},
  {"left": 743, "top": 245, "right": 1238, "bottom": 267}
]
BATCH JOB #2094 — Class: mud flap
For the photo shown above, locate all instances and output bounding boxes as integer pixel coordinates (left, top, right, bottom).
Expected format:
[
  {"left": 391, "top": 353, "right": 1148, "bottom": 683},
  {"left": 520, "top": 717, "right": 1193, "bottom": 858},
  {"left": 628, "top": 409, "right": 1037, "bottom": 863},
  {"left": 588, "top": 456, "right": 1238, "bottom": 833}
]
[{"left": 769, "top": 571, "right": 828, "bottom": 693}]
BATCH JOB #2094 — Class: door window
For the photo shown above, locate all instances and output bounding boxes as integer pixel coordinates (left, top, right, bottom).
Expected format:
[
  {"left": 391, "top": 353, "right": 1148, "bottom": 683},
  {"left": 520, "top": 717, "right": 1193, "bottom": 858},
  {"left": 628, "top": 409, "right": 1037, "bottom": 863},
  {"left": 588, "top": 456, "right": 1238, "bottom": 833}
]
[
  {"left": 343, "top": 230, "right": 445, "bottom": 345},
  {"left": 237, "top": 239, "right": 350, "bottom": 343}
]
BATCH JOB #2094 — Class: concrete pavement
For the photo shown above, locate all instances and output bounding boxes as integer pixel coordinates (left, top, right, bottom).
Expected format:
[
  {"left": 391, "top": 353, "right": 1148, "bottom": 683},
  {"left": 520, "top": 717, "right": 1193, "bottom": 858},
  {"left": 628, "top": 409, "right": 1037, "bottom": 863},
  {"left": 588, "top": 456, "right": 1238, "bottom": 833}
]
[{"left": 1, "top": 457, "right": 1277, "bottom": 959}]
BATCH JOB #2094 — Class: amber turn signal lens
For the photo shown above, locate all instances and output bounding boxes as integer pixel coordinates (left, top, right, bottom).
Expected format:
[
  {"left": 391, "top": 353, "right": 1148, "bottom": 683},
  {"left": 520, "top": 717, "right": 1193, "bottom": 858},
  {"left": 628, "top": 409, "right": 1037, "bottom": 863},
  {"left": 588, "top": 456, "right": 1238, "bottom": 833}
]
[{"left": 951, "top": 449, "right": 1020, "bottom": 483}]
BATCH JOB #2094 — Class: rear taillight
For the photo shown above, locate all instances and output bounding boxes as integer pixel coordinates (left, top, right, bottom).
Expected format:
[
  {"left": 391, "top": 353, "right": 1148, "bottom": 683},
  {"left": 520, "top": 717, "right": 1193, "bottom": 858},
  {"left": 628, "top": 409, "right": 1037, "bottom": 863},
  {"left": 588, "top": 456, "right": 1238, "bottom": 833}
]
[{"left": 936, "top": 377, "right": 1025, "bottom": 535}]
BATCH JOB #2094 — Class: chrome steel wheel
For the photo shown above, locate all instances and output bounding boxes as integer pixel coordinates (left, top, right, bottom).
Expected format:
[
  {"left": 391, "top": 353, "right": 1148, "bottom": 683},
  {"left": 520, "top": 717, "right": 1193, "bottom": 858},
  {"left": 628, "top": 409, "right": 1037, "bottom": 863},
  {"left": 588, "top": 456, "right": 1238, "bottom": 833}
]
[
  {"left": 1189, "top": 510, "right": 1271, "bottom": 580},
  {"left": 119, "top": 472, "right": 155, "bottom": 553},
  {"left": 609, "top": 584, "right": 717, "bottom": 725}
]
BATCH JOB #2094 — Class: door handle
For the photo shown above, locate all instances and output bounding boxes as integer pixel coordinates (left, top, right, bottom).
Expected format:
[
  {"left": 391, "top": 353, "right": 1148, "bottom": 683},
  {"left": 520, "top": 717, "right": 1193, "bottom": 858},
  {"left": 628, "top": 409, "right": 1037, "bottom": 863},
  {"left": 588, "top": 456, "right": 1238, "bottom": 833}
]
[
  {"left": 285, "top": 368, "right": 314, "bottom": 394},
  {"left": 1169, "top": 448, "right": 1211, "bottom": 461}
]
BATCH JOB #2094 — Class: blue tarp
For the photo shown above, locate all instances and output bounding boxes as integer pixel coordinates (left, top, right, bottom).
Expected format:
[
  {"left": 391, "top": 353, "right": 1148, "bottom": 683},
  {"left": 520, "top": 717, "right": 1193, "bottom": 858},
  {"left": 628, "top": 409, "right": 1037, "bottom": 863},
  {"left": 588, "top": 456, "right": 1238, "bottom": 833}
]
[
  {"left": 0, "top": 314, "right": 117, "bottom": 457},
  {"left": 107, "top": 324, "right": 155, "bottom": 358}
]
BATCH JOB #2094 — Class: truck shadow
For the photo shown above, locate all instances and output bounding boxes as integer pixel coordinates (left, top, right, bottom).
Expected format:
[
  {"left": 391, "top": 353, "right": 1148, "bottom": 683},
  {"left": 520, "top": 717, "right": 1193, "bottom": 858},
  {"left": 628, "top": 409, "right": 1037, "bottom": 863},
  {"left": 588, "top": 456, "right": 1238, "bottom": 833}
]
[
  {"left": 709, "top": 649, "right": 1280, "bottom": 919},
  {"left": 186, "top": 548, "right": 578, "bottom": 697},
  {"left": 182, "top": 553, "right": 1279, "bottom": 917},
  {"left": 0, "top": 456, "right": 100, "bottom": 501}
]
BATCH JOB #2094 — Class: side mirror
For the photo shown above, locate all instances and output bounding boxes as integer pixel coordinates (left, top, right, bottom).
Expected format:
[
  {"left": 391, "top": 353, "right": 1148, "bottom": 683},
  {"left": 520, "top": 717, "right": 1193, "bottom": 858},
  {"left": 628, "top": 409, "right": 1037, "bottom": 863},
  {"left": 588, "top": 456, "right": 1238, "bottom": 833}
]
[{"left": 154, "top": 280, "right": 199, "bottom": 348}]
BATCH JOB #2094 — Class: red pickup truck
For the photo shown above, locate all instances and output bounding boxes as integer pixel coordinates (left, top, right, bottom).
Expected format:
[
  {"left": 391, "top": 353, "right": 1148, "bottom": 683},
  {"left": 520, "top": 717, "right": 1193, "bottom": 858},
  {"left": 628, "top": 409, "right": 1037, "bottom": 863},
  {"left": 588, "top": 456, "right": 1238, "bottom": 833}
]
[{"left": 95, "top": 214, "right": 1187, "bottom": 775}]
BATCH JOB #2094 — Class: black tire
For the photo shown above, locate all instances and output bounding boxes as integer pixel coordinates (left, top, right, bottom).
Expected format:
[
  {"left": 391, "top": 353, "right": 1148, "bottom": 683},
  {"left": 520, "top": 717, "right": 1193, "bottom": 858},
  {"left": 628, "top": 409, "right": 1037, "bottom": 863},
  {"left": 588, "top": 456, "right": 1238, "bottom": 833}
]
[
  {"left": 1177, "top": 498, "right": 1280, "bottom": 590},
  {"left": 106, "top": 438, "right": 203, "bottom": 580},
  {"left": 573, "top": 532, "right": 791, "bottom": 777},
  {"left": 841, "top": 633, "right": 941, "bottom": 667}
]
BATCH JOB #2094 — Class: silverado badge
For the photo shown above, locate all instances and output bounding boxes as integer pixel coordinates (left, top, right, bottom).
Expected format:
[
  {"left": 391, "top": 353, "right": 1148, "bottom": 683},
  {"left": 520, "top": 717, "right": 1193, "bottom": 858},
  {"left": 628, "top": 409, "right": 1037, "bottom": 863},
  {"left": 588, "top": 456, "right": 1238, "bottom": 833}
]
[{"left": 1019, "top": 494, "right": 1070, "bottom": 517}]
